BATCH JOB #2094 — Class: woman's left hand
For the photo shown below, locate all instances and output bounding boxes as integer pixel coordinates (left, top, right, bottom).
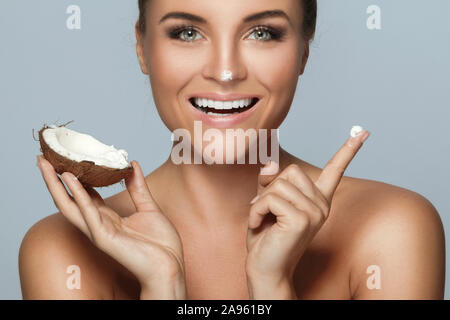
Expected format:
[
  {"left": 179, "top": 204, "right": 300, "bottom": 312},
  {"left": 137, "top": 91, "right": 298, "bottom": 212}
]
[{"left": 246, "top": 129, "right": 370, "bottom": 299}]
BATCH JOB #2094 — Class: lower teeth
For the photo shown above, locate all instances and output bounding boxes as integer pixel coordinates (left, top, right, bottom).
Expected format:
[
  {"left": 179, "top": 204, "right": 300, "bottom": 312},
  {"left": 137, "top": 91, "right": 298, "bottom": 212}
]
[
  {"left": 206, "top": 111, "right": 240, "bottom": 116},
  {"left": 194, "top": 105, "right": 241, "bottom": 116}
]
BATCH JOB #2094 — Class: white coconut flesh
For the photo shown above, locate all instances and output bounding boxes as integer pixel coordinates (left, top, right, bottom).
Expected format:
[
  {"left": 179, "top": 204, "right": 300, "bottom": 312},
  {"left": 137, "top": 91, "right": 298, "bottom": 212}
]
[{"left": 42, "top": 125, "right": 131, "bottom": 170}]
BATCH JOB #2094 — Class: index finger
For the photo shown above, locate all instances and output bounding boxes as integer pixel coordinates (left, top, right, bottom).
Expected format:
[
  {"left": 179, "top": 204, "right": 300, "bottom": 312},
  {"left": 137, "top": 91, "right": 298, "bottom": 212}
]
[
  {"left": 315, "top": 127, "right": 370, "bottom": 203},
  {"left": 37, "top": 155, "right": 90, "bottom": 235}
]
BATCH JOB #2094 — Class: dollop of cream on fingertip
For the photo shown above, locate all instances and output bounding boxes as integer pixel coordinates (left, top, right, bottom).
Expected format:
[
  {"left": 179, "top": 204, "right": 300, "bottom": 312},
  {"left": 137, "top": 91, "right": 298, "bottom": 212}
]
[{"left": 350, "top": 125, "right": 364, "bottom": 138}]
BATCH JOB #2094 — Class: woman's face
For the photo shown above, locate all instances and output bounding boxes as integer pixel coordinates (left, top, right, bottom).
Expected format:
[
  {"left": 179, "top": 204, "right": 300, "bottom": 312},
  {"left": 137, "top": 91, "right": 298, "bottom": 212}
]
[{"left": 136, "top": 0, "right": 309, "bottom": 160}]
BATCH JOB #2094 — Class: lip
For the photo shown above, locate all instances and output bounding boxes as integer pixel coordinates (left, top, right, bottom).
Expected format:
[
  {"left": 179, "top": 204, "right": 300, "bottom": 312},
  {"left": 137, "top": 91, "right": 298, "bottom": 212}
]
[
  {"left": 188, "top": 92, "right": 262, "bottom": 101},
  {"left": 185, "top": 93, "right": 262, "bottom": 128}
]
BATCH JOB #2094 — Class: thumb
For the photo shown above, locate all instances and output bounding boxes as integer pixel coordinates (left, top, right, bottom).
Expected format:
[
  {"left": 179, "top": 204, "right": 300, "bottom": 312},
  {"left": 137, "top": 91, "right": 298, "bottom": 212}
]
[
  {"left": 125, "top": 160, "right": 161, "bottom": 212},
  {"left": 257, "top": 160, "right": 280, "bottom": 193}
]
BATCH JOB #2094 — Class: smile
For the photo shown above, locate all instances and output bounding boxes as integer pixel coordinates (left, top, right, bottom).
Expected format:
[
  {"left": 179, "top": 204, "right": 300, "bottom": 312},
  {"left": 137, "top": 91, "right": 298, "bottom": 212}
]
[{"left": 189, "top": 97, "right": 260, "bottom": 116}]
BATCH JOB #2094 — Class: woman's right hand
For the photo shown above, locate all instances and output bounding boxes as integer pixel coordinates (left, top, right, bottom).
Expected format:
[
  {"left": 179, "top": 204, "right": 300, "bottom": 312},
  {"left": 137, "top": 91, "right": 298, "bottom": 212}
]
[{"left": 37, "top": 155, "right": 186, "bottom": 299}]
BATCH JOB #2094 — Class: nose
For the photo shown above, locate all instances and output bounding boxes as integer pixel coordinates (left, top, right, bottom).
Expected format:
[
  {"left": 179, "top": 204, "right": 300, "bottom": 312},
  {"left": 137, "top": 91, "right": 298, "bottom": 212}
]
[{"left": 201, "top": 40, "right": 247, "bottom": 84}]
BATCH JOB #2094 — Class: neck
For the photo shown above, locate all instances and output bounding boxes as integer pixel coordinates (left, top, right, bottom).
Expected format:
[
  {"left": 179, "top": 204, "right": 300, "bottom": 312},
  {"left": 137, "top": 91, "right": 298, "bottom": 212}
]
[{"left": 152, "top": 147, "right": 314, "bottom": 227}]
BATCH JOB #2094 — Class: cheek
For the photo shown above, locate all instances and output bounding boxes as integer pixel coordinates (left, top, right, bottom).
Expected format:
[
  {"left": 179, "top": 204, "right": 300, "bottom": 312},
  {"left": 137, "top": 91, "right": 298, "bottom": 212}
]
[
  {"left": 147, "top": 41, "right": 200, "bottom": 130},
  {"left": 248, "top": 43, "right": 300, "bottom": 94},
  {"left": 245, "top": 42, "right": 302, "bottom": 126},
  {"left": 150, "top": 43, "right": 200, "bottom": 85}
]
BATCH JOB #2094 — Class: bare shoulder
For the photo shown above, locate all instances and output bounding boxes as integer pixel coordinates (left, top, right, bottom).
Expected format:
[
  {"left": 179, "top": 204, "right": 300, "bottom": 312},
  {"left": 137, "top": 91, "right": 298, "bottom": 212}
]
[
  {"left": 19, "top": 210, "right": 121, "bottom": 299},
  {"left": 336, "top": 175, "right": 444, "bottom": 236},
  {"left": 336, "top": 176, "right": 445, "bottom": 299},
  {"left": 19, "top": 163, "right": 167, "bottom": 299}
]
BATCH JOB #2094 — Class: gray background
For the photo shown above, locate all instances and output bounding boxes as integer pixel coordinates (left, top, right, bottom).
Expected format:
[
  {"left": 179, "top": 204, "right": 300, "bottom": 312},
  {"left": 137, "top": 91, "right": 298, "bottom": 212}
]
[{"left": 1, "top": 0, "right": 449, "bottom": 299}]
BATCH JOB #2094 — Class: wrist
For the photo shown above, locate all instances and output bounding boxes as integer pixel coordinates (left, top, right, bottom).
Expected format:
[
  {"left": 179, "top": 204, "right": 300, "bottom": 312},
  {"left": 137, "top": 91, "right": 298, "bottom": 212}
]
[
  {"left": 247, "top": 273, "right": 297, "bottom": 300},
  {"left": 140, "top": 272, "right": 187, "bottom": 300}
]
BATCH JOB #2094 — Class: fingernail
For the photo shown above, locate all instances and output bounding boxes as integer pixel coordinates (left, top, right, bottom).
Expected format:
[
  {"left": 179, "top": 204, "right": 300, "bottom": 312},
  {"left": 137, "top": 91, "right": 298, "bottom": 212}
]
[
  {"left": 250, "top": 195, "right": 259, "bottom": 204},
  {"left": 361, "top": 130, "right": 371, "bottom": 143}
]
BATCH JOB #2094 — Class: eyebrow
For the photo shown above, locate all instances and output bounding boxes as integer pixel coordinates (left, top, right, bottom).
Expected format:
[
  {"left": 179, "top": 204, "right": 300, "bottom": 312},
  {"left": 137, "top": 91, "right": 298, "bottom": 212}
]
[{"left": 159, "top": 9, "right": 291, "bottom": 25}]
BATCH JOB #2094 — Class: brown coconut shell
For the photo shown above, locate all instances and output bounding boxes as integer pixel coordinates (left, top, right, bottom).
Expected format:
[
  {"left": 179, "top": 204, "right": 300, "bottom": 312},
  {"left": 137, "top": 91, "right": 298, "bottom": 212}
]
[{"left": 38, "top": 123, "right": 133, "bottom": 188}]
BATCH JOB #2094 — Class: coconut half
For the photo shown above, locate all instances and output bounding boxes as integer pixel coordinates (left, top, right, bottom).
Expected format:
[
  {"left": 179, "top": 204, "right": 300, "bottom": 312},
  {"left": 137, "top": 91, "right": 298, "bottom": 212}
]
[{"left": 38, "top": 123, "right": 133, "bottom": 187}]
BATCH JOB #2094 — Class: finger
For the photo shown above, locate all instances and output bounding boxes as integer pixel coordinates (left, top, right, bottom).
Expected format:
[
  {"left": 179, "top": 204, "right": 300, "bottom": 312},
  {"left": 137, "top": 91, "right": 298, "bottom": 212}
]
[
  {"left": 61, "top": 171, "right": 103, "bottom": 237},
  {"left": 249, "top": 192, "right": 304, "bottom": 230},
  {"left": 257, "top": 163, "right": 329, "bottom": 216},
  {"left": 85, "top": 186, "right": 106, "bottom": 209},
  {"left": 259, "top": 178, "right": 327, "bottom": 223},
  {"left": 125, "top": 160, "right": 160, "bottom": 212},
  {"left": 268, "top": 163, "right": 316, "bottom": 201},
  {"left": 257, "top": 160, "right": 280, "bottom": 193},
  {"left": 84, "top": 187, "right": 122, "bottom": 226},
  {"left": 315, "top": 128, "right": 370, "bottom": 203},
  {"left": 282, "top": 165, "right": 329, "bottom": 215},
  {"left": 37, "top": 155, "right": 90, "bottom": 235},
  {"left": 56, "top": 174, "right": 74, "bottom": 202}
]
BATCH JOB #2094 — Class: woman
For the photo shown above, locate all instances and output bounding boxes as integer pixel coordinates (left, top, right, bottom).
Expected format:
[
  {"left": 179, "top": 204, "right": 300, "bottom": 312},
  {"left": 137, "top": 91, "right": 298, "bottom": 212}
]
[{"left": 19, "top": 0, "right": 445, "bottom": 299}]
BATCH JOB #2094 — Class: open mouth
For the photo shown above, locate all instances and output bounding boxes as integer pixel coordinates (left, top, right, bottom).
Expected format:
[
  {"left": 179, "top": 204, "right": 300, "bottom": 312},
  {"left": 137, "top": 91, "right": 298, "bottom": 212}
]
[{"left": 189, "top": 97, "right": 260, "bottom": 116}]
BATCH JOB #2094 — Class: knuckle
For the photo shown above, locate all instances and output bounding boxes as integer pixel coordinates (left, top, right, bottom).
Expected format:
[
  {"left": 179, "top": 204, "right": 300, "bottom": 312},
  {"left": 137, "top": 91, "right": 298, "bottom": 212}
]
[
  {"left": 77, "top": 196, "right": 90, "bottom": 208},
  {"left": 317, "top": 191, "right": 330, "bottom": 209},
  {"left": 313, "top": 203, "right": 323, "bottom": 215},
  {"left": 264, "top": 192, "right": 278, "bottom": 203},
  {"left": 303, "top": 205, "right": 322, "bottom": 227},
  {"left": 316, "top": 195, "right": 330, "bottom": 218},
  {"left": 314, "top": 208, "right": 326, "bottom": 224},
  {"left": 346, "top": 139, "right": 360, "bottom": 150},
  {"left": 287, "top": 163, "right": 300, "bottom": 175},
  {"left": 327, "top": 161, "right": 345, "bottom": 176},
  {"left": 294, "top": 213, "right": 310, "bottom": 230},
  {"left": 272, "top": 178, "right": 287, "bottom": 191},
  {"left": 249, "top": 206, "right": 256, "bottom": 218}
]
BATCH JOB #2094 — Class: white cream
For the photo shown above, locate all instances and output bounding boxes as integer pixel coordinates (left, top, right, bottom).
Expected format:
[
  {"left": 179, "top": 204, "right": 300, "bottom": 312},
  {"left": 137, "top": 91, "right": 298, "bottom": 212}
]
[
  {"left": 350, "top": 125, "right": 364, "bottom": 138},
  {"left": 42, "top": 125, "right": 131, "bottom": 169},
  {"left": 221, "top": 70, "right": 233, "bottom": 81}
]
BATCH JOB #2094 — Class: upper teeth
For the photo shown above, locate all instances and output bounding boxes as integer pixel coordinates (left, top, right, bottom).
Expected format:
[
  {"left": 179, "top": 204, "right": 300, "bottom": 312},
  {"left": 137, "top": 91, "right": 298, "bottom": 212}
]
[{"left": 194, "top": 97, "right": 252, "bottom": 110}]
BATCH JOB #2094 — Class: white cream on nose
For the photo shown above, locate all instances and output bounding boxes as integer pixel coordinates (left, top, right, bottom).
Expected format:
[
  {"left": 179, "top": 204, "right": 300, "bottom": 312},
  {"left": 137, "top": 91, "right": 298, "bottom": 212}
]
[{"left": 221, "top": 70, "right": 233, "bottom": 81}]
